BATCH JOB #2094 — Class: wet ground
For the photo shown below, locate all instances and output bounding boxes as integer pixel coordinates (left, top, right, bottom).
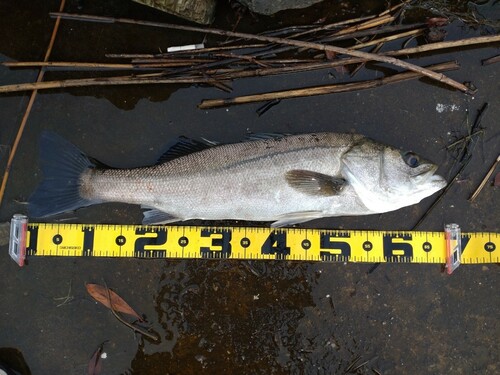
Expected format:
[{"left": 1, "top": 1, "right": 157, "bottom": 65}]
[{"left": 0, "top": 0, "right": 499, "bottom": 374}]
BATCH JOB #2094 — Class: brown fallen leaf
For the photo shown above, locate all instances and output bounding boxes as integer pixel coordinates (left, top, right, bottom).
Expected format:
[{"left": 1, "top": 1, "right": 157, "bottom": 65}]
[
  {"left": 427, "top": 17, "right": 449, "bottom": 28},
  {"left": 88, "top": 341, "right": 107, "bottom": 375},
  {"left": 325, "top": 50, "right": 336, "bottom": 61},
  {"left": 86, "top": 283, "right": 144, "bottom": 322},
  {"left": 495, "top": 172, "right": 500, "bottom": 187}
]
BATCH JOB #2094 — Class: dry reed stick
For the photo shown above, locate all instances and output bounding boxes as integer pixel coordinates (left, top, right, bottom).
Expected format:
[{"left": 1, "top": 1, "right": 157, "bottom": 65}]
[
  {"left": 198, "top": 61, "right": 459, "bottom": 109},
  {"left": 0, "top": 76, "right": 220, "bottom": 93},
  {"left": 469, "top": 155, "right": 500, "bottom": 202},
  {"left": 387, "top": 35, "right": 500, "bottom": 56},
  {"left": 349, "top": 28, "right": 423, "bottom": 50},
  {"left": 0, "top": 0, "right": 66, "bottom": 207},
  {"left": 3, "top": 60, "right": 213, "bottom": 69},
  {"left": 49, "top": 12, "right": 473, "bottom": 94},
  {"left": 1, "top": 32, "right": 497, "bottom": 94}
]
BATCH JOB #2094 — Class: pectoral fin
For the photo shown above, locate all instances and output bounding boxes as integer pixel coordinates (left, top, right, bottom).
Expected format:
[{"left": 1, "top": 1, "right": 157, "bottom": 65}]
[{"left": 285, "top": 170, "right": 346, "bottom": 196}]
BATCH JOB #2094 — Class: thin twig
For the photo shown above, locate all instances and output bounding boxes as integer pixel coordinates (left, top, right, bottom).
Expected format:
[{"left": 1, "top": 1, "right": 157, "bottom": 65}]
[
  {"left": 469, "top": 155, "right": 500, "bottom": 202},
  {"left": 0, "top": 0, "right": 66, "bottom": 207},
  {"left": 413, "top": 104, "right": 488, "bottom": 229},
  {"left": 413, "top": 161, "right": 469, "bottom": 229},
  {"left": 104, "top": 284, "right": 159, "bottom": 341},
  {"left": 344, "top": 355, "right": 361, "bottom": 373},
  {"left": 446, "top": 130, "right": 483, "bottom": 149},
  {"left": 352, "top": 360, "right": 370, "bottom": 372},
  {"left": 277, "top": 14, "right": 378, "bottom": 39},
  {"left": 49, "top": 12, "right": 474, "bottom": 93},
  {"left": 351, "top": 42, "right": 383, "bottom": 77},
  {"left": 53, "top": 280, "right": 74, "bottom": 307}
]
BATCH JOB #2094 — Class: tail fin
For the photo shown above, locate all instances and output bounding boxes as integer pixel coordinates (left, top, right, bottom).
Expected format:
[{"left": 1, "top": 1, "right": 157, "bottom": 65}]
[{"left": 29, "top": 132, "right": 97, "bottom": 218}]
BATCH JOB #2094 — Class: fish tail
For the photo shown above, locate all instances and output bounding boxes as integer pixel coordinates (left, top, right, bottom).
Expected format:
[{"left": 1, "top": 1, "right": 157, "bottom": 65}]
[{"left": 29, "top": 131, "right": 97, "bottom": 218}]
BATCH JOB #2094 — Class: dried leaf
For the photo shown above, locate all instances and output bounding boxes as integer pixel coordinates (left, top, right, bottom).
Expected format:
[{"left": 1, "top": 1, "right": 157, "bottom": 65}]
[
  {"left": 88, "top": 341, "right": 106, "bottom": 375},
  {"left": 325, "top": 50, "right": 336, "bottom": 60},
  {"left": 86, "top": 283, "right": 144, "bottom": 321},
  {"left": 495, "top": 172, "right": 500, "bottom": 187},
  {"left": 427, "top": 17, "right": 449, "bottom": 28}
]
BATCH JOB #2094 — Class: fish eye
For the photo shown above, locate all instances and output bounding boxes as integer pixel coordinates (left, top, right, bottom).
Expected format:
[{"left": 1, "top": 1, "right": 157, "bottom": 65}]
[{"left": 402, "top": 152, "right": 420, "bottom": 168}]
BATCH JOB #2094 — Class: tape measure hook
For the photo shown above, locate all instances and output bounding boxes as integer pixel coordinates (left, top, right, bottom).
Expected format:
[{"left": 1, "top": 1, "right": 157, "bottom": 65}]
[
  {"left": 444, "top": 223, "right": 462, "bottom": 275},
  {"left": 9, "top": 214, "right": 28, "bottom": 267}
]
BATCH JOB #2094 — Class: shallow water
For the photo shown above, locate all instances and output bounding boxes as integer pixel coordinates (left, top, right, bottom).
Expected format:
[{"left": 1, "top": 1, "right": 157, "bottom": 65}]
[{"left": 0, "top": 0, "right": 499, "bottom": 374}]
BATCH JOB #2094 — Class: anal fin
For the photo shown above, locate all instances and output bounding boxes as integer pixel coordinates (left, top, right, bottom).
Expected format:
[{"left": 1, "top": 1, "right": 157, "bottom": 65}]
[
  {"left": 141, "top": 207, "right": 180, "bottom": 225},
  {"left": 271, "top": 211, "right": 325, "bottom": 228}
]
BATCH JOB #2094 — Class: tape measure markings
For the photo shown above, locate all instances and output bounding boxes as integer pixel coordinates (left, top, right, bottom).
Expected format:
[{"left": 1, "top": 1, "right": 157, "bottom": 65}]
[{"left": 18, "top": 222, "right": 499, "bottom": 264}]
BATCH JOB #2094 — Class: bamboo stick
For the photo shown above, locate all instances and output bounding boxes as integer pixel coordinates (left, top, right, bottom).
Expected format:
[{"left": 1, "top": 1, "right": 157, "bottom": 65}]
[
  {"left": 49, "top": 12, "right": 473, "bottom": 94},
  {"left": 198, "top": 61, "right": 459, "bottom": 109}
]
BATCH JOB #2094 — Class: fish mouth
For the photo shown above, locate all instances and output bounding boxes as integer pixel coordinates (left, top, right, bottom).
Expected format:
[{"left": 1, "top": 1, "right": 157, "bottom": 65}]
[{"left": 414, "top": 164, "right": 446, "bottom": 188}]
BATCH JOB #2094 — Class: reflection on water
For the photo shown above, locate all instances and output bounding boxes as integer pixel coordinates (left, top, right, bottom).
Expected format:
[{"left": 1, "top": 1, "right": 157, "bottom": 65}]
[{"left": 132, "top": 261, "right": 316, "bottom": 374}]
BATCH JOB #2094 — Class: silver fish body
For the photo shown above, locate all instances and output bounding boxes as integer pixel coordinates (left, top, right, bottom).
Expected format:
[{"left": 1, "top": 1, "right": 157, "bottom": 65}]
[{"left": 29, "top": 132, "right": 446, "bottom": 226}]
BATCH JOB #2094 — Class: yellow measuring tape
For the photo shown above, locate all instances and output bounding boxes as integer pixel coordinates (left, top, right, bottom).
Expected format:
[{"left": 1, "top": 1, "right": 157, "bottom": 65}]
[{"left": 8, "top": 215, "right": 498, "bottom": 268}]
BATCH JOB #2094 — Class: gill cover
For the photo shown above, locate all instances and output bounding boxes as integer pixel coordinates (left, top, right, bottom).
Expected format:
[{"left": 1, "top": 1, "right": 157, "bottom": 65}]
[{"left": 341, "top": 139, "right": 445, "bottom": 213}]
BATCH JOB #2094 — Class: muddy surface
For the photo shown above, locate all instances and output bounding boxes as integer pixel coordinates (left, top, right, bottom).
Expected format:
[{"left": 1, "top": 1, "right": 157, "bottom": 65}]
[{"left": 0, "top": 0, "right": 498, "bottom": 374}]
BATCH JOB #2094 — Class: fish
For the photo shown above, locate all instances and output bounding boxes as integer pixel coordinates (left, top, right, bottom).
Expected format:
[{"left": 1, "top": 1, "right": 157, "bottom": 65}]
[{"left": 29, "top": 132, "right": 447, "bottom": 227}]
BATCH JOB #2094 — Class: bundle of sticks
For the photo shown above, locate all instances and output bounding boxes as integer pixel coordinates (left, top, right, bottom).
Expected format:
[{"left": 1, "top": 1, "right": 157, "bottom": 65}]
[{"left": 1, "top": 2, "right": 499, "bottom": 109}]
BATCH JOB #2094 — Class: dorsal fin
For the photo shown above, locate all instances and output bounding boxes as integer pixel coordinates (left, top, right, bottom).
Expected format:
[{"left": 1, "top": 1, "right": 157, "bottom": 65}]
[
  {"left": 156, "top": 136, "right": 216, "bottom": 164},
  {"left": 244, "top": 133, "right": 292, "bottom": 142}
]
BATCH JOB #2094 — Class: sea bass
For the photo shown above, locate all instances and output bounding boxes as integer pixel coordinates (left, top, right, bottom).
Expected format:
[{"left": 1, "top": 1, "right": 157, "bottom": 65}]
[{"left": 29, "top": 132, "right": 446, "bottom": 227}]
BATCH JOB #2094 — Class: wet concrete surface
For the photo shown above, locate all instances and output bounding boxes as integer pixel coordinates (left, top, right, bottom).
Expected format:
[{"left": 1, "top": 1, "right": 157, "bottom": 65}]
[{"left": 0, "top": 0, "right": 499, "bottom": 374}]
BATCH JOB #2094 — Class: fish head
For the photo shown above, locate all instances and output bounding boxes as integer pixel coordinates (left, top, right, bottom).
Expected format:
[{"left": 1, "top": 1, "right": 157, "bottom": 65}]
[{"left": 341, "top": 139, "right": 447, "bottom": 213}]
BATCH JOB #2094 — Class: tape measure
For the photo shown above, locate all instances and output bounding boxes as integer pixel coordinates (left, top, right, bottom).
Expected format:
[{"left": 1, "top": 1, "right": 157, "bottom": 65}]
[{"left": 8, "top": 215, "right": 498, "bottom": 272}]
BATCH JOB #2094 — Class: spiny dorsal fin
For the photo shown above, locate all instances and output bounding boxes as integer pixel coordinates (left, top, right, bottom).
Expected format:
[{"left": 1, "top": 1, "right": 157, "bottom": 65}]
[
  {"left": 285, "top": 170, "right": 346, "bottom": 196},
  {"left": 156, "top": 136, "right": 216, "bottom": 164},
  {"left": 244, "top": 133, "right": 292, "bottom": 142}
]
